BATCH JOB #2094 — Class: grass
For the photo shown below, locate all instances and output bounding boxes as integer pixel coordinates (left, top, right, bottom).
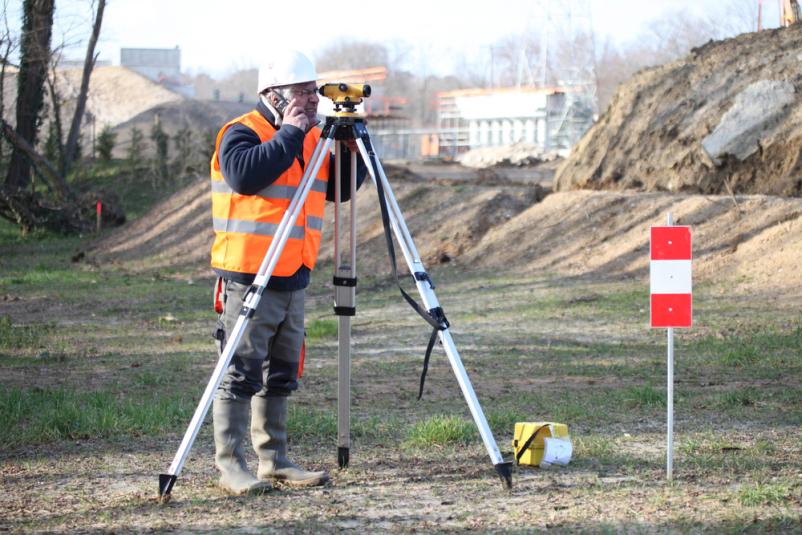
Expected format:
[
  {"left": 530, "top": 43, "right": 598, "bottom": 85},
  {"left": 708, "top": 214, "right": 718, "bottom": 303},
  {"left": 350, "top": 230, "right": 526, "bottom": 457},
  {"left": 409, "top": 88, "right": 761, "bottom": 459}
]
[
  {"left": 1, "top": 212, "right": 802, "bottom": 532},
  {"left": 717, "top": 387, "right": 758, "bottom": 408},
  {"left": 403, "top": 415, "right": 478, "bottom": 448},
  {"left": 306, "top": 318, "right": 339, "bottom": 342},
  {"left": 0, "top": 315, "right": 52, "bottom": 351},
  {"left": 738, "top": 483, "right": 792, "bottom": 506},
  {"left": 0, "top": 386, "right": 193, "bottom": 448},
  {"left": 689, "top": 325, "right": 802, "bottom": 373},
  {"left": 621, "top": 384, "right": 666, "bottom": 408},
  {"left": 287, "top": 406, "right": 338, "bottom": 439}
]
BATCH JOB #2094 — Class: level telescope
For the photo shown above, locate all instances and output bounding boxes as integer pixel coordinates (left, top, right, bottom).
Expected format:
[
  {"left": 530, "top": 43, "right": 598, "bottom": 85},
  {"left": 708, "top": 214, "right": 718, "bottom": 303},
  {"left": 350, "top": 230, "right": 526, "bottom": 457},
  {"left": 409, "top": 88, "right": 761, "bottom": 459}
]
[{"left": 319, "top": 83, "right": 371, "bottom": 112}]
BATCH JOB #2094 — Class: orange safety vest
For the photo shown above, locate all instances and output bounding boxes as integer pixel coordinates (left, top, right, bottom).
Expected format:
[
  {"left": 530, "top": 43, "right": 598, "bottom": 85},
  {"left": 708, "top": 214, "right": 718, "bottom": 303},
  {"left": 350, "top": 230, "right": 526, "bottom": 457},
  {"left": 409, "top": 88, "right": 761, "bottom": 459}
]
[{"left": 210, "top": 111, "right": 329, "bottom": 277}]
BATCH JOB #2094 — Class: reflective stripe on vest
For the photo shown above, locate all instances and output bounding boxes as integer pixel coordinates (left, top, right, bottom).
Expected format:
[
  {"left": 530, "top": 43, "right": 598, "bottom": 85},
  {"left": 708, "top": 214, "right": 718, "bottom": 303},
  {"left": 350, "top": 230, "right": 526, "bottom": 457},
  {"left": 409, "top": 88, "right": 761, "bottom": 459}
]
[
  {"left": 210, "top": 178, "right": 329, "bottom": 199},
  {"left": 209, "top": 110, "right": 329, "bottom": 277}
]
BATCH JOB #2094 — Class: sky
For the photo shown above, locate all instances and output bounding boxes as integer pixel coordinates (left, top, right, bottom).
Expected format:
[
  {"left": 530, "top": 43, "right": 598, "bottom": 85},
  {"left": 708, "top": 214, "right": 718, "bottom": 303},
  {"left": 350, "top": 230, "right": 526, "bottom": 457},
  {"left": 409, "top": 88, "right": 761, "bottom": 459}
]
[{"left": 3, "top": 0, "right": 781, "bottom": 78}]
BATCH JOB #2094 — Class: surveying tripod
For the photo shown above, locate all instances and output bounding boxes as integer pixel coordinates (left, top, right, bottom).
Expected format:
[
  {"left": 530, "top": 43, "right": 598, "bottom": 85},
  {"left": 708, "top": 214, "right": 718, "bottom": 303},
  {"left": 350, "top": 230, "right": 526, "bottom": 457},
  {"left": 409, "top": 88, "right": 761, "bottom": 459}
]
[{"left": 158, "top": 83, "right": 513, "bottom": 500}]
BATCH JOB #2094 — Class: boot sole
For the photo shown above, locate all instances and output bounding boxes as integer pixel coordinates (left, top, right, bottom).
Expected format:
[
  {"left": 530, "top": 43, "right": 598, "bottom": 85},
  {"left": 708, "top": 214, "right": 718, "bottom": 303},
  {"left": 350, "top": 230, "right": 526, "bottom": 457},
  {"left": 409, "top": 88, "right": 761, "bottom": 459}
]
[
  {"left": 267, "top": 474, "right": 329, "bottom": 488},
  {"left": 218, "top": 482, "right": 273, "bottom": 496}
]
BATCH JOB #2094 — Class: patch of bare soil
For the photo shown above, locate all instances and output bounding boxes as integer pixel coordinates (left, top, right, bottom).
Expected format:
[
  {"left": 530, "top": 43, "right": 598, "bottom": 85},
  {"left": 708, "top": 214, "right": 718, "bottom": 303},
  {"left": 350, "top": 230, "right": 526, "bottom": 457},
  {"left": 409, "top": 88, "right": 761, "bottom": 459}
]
[
  {"left": 91, "top": 178, "right": 213, "bottom": 272},
  {"left": 90, "top": 176, "right": 802, "bottom": 301},
  {"left": 89, "top": 174, "right": 542, "bottom": 276},
  {"left": 463, "top": 191, "right": 802, "bottom": 299},
  {"left": 556, "top": 24, "right": 802, "bottom": 196}
]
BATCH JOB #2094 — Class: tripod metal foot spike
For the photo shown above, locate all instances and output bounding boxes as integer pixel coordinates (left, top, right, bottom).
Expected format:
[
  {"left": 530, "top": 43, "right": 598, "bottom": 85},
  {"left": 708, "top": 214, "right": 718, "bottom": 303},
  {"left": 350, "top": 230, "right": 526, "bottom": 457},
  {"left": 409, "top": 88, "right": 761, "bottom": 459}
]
[
  {"left": 158, "top": 473, "right": 177, "bottom": 500},
  {"left": 338, "top": 447, "right": 350, "bottom": 468},
  {"left": 494, "top": 462, "right": 514, "bottom": 490}
]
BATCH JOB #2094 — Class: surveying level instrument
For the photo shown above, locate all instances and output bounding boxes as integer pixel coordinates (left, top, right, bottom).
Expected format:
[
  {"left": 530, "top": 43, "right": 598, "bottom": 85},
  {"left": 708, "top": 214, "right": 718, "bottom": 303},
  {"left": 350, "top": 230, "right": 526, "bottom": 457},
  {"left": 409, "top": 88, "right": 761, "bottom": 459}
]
[
  {"left": 158, "top": 83, "right": 513, "bottom": 499},
  {"left": 319, "top": 82, "right": 371, "bottom": 111}
]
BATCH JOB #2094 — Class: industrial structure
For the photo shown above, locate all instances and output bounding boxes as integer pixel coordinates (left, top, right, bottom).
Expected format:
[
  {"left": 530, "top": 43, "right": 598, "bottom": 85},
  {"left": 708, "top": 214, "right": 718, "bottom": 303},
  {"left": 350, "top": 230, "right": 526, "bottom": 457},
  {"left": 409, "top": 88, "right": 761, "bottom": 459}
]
[
  {"left": 433, "top": 86, "right": 594, "bottom": 159},
  {"left": 335, "top": 0, "right": 599, "bottom": 161},
  {"left": 120, "top": 47, "right": 194, "bottom": 96},
  {"left": 430, "top": 0, "right": 598, "bottom": 159}
]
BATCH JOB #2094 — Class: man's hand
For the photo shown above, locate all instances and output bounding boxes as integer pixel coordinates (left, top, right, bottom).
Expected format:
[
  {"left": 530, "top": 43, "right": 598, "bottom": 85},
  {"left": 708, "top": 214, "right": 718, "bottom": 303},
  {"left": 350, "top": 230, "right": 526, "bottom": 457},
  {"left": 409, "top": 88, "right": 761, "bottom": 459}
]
[{"left": 283, "top": 97, "right": 310, "bottom": 132}]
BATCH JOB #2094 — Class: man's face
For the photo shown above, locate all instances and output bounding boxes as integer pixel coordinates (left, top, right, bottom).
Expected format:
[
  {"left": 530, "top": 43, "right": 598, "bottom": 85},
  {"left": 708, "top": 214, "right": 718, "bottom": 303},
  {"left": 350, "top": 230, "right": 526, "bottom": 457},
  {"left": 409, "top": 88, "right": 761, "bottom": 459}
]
[{"left": 288, "top": 81, "right": 319, "bottom": 122}]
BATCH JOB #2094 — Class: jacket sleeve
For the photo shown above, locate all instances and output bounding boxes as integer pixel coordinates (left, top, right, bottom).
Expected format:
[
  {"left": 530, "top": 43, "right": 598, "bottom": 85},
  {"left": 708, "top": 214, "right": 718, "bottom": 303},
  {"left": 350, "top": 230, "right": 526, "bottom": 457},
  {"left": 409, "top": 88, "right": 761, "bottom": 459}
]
[
  {"left": 326, "top": 148, "right": 368, "bottom": 202},
  {"left": 218, "top": 123, "right": 305, "bottom": 195}
]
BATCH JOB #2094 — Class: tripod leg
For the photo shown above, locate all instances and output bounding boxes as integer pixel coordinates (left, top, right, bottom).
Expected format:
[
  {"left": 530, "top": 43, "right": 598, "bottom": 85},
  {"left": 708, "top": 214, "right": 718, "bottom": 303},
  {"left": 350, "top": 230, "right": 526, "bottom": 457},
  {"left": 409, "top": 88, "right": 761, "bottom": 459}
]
[
  {"left": 334, "top": 143, "right": 358, "bottom": 468},
  {"left": 158, "top": 132, "right": 336, "bottom": 499},
  {"left": 352, "top": 134, "right": 513, "bottom": 489}
]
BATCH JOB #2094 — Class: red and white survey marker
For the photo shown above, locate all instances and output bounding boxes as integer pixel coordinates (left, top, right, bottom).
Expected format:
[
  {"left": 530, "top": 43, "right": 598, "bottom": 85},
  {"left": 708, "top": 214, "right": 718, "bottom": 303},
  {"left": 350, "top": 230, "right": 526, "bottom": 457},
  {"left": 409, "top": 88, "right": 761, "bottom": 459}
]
[
  {"left": 650, "top": 226, "right": 692, "bottom": 328},
  {"left": 650, "top": 215, "right": 692, "bottom": 482}
]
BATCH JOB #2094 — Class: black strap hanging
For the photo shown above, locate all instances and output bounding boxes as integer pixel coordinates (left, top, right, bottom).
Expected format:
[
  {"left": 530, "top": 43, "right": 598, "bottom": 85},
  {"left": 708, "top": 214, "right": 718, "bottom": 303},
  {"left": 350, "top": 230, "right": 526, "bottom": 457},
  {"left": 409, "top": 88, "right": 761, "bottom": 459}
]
[
  {"left": 514, "top": 425, "right": 550, "bottom": 464},
  {"left": 361, "top": 135, "right": 448, "bottom": 399}
]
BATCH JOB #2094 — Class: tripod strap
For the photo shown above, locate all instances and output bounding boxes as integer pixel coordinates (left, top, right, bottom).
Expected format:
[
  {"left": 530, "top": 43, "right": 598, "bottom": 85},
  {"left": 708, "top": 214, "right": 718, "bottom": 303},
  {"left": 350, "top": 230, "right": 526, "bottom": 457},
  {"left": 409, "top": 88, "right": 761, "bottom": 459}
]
[{"left": 365, "top": 148, "right": 447, "bottom": 400}]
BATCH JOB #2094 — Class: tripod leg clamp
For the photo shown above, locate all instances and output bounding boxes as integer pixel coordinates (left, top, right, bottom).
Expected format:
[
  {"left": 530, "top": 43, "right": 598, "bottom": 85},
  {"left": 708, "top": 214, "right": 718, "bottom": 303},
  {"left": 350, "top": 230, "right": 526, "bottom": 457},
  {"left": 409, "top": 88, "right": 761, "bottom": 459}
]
[
  {"left": 428, "top": 306, "right": 450, "bottom": 330},
  {"left": 240, "top": 285, "right": 258, "bottom": 319},
  {"left": 415, "top": 271, "right": 435, "bottom": 290},
  {"left": 333, "top": 276, "right": 357, "bottom": 316},
  {"left": 333, "top": 276, "right": 357, "bottom": 287}
]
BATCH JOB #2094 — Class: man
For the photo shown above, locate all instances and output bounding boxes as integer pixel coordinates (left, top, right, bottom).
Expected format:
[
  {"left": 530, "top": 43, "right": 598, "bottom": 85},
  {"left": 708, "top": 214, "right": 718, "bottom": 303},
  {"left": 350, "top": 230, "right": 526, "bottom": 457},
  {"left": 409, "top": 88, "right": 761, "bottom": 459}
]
[{"left": 209, "top": 50, "right": 365, "bottom": 495}]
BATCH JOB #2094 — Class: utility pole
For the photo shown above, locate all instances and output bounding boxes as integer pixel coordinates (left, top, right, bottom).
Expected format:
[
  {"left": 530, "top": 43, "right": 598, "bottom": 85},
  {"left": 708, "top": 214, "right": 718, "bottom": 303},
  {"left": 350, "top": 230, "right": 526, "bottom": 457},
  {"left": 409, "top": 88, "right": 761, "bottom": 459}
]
[{"left": 758, "top": 0, "right": 763, "bottom": 31}]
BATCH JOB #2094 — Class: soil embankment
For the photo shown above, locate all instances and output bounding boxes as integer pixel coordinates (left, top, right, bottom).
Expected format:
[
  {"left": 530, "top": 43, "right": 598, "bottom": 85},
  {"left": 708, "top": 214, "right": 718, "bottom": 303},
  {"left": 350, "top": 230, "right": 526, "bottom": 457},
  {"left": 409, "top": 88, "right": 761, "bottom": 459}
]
[
  {"left": 555, "top": 24, "right": 802, "bottom": 197},
  {"left": 91, "top": 175, "right": 802, "bottom": 300}
]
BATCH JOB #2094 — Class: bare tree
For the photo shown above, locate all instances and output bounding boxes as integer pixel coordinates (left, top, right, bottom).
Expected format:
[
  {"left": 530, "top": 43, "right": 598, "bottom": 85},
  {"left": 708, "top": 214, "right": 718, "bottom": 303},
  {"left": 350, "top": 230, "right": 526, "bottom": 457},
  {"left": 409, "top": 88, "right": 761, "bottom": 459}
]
[
  {"left": 0, "top": 0, "right": 111, "bottom": 233},
  {"left": 315, "top": 40, "right": 390, "bottom": 72},
  {"left": 62, "top": 0, "right": 104, "bottom": 174},
  {"left": 5, "top": 0, "right": 55, "bottom": 196}
]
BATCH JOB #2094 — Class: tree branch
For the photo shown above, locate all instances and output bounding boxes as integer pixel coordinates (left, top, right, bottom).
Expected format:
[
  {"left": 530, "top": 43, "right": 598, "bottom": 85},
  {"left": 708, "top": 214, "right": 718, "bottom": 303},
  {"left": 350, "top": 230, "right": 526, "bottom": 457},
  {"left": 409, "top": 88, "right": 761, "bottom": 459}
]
[
  {"left": 64, "top": 0, "right": 105, "bottom": 171},
  {"left": 1, "top": 117, "right": 71, "bottom": 201}
]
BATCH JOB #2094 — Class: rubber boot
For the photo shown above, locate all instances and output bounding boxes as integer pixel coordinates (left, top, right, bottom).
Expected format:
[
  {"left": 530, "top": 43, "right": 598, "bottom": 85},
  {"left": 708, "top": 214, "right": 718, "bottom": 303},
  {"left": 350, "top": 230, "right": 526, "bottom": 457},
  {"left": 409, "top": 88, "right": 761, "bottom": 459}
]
[
  {"left": 251, "top": 396, "right": 329, "bottom": 487},
  {"left": 213, "top": 397, "right": 272, "bottom": 495}
]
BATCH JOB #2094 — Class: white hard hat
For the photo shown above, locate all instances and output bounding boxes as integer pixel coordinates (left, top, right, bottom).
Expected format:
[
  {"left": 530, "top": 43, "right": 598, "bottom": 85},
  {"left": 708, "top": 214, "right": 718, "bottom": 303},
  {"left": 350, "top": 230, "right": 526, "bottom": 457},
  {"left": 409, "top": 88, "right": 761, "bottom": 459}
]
[{"left": 257, "top": 50, "right": 318, "bottom": 93}]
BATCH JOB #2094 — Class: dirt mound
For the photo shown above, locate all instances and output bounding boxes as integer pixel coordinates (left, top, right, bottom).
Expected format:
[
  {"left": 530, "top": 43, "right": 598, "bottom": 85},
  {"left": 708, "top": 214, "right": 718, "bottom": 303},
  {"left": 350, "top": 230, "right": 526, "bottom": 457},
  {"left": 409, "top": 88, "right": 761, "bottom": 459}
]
[
  {"left": 463, "top": 190, "right": 802, "bottom": 297},
  {"left": 458, "top": 141, "right": 561, "bottom": 169},
  {"left": 2, "top": 65, "right": 183, "bottom": 144},
  {"left": 89, "top": 174, "right": 540, "bottom": 275},
  {"left": 555, "top": 25, "right": 802, "bottom": 197},
  {"left": 110, "top": 100, "right": 253, "bottom": 157},
  {"left": 3, "top": 65, "right": 248, "bottom": 156},
  {"left": 68, "top": 66, "right": 186, "bottom": 128},
  {"left": 90, "top": 174, "right": 802, "bottom": 299}
]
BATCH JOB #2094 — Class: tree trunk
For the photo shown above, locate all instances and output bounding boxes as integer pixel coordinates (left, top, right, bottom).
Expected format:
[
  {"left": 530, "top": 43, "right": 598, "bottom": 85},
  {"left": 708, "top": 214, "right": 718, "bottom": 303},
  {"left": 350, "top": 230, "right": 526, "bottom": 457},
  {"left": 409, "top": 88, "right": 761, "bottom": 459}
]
[
  {"left": 5, "top": 0, "right": 54, "bottom": 192},
  {"left": 63, "top": 0, "right": 105, "bottom": 174},
  {"left": 2, "top": 118, "right": 70, "bottom": 200}
]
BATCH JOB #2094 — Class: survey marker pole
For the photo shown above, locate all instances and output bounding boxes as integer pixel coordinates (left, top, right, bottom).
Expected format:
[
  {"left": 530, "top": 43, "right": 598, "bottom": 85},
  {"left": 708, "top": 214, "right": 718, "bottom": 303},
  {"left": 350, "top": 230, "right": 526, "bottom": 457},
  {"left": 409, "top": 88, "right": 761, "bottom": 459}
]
[
  {"left": 649, "top": 212, "right": 693, "bottom": 483},
  {"left": 667, "top": 214, "right": 675, "bottom": 482}
]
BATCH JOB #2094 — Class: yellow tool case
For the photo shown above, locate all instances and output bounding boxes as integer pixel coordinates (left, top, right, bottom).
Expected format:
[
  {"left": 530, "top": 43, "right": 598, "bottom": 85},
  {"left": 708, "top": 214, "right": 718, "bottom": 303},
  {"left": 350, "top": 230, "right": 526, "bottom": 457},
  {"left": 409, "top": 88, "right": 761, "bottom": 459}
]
[{"left": 512, "top": 422, "right": 571, "bottom": 467}]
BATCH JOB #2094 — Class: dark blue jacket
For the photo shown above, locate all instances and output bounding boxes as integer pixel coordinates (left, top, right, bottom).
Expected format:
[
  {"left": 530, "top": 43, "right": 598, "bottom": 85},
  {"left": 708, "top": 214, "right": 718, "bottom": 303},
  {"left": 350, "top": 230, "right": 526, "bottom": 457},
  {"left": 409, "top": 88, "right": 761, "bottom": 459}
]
[{"left": 215, "top": 101, "right": 367, "bottom": 289}]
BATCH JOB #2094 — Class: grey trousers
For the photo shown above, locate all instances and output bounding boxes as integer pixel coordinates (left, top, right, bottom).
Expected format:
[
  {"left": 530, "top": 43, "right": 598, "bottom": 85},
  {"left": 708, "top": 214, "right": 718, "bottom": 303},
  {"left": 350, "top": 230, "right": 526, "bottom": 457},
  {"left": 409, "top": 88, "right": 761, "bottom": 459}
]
[{"left": 216, "top": 279, "right": 305, "bottom": 401}]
